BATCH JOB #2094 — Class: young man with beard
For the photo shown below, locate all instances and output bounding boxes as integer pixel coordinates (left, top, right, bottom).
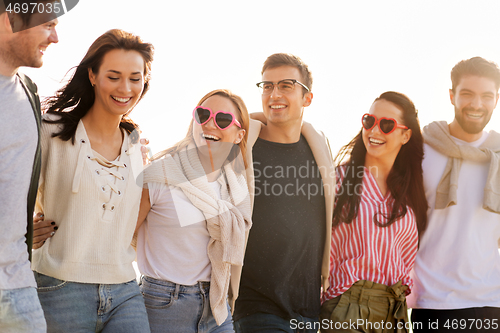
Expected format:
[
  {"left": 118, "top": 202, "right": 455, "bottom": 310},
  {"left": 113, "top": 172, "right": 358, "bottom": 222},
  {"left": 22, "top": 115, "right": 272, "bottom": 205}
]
[
  {"left": 409, "top": 57, "right": 500, "bottom": 332},
  {"left": 0, "top": 1, "right": 58, "bottom": 331},
  {"left": 232, "top": 53, "right": 335, "bottom": 333}
]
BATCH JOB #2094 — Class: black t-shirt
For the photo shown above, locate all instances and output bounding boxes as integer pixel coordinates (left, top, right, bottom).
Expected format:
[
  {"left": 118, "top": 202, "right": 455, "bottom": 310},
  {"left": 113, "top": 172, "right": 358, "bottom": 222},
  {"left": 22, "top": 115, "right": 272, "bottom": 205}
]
[{"left": 234, "top": 135, "right": 326, "bottom": 321}]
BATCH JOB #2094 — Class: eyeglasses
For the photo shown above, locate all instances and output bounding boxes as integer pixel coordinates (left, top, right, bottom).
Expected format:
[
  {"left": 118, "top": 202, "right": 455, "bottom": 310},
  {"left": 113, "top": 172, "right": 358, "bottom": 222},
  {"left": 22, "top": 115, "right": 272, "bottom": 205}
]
[
  {"left": 193, "top": 106, "right": 242, "bottom": 130},
  {"left": 361, "top": 113, "right": 408, "bottom": 135},
  {"left": 256, "top": 79, "right": 310, "bottom": 95}
]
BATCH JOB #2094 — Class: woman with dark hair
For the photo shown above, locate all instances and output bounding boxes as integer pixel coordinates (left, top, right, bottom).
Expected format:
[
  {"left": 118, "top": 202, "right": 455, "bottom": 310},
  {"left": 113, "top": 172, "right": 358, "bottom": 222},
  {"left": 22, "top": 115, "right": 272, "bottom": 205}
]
[
  {"left": 31, "top": 29, "right": 153, "bottom": 332},
  {"left": 320, "top": 92, "right": 428, "bottom": 332},
  {"left": 135, "top": 89, "right": 252, "bottom": 333}
]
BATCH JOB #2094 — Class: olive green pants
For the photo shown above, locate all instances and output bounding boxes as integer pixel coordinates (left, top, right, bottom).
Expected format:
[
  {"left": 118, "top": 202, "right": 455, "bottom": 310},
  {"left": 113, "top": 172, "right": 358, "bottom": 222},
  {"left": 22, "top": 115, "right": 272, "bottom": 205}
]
[{"left": 320, "top": 280, "right": 409, "bottom": 333}]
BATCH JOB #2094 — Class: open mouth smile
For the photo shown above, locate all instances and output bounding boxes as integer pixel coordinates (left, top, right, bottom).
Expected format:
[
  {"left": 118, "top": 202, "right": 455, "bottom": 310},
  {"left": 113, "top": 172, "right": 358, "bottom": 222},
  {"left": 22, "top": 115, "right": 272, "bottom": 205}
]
[
  {"left": 368, "top": 137, "right": 385, "bottom": 146},
  {"left": 465, "top": 111, "right": 484, "bottom": 119},
  {"left": 202, "top": 133, "right": 220, "bottom": 142},
  {"left": 112, "top": 96, "right": 132, "bottom": 103}
]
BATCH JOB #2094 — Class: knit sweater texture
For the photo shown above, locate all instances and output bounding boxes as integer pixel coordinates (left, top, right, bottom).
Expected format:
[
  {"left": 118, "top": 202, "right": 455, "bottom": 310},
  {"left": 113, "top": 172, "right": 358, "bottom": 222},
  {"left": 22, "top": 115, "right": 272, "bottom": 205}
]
[
  {"left": 423, "top": 121, "right": 500, "bottom": 214},
  {"left": 143, "top": 141, "right": 252, "bottom": 325},
  {"left": 32, "top": 115, "right": 143, "bottom": 284}
]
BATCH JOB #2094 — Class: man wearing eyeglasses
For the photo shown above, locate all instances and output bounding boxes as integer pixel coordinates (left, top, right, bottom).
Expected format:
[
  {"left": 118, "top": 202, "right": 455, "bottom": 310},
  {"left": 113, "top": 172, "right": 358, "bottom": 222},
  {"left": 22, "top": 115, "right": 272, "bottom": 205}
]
[
  {"left": 0, "top": 1, "right": 60, "bottom": 331},
  {"left": 232, "top": 53, "right": 335, "bottom": 332},
  {"left": 408, "top": 57, "right": 500, "bottom": 331}
]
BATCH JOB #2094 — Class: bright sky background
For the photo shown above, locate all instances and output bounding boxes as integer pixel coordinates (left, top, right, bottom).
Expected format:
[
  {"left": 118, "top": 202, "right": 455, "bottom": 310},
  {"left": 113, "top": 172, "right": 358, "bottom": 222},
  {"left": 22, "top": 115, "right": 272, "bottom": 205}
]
[{"left": 22, "top": 0, "right": 500, "bottom": 156}]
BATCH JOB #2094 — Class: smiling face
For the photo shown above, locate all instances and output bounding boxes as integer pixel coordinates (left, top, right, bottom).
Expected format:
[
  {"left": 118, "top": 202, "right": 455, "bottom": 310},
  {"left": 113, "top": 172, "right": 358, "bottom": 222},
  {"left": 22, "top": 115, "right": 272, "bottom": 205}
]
[
  {"left": 449, "top": 75, "right": 499, "bottom": 142},
  {"left": 6, "top": 15, "right": 58, "bottom": 69},
  {"left": 362, "top": 99, "right": 412, "bottom": 166},
  {"left": 261, "top": 65, "right": 312, "bottom": 127},
  {"left": 193, "top": 94, "right": 245, "bottom": 148},
  {"left": 88, "top": 49, "right": 145, "bottom": 118}
]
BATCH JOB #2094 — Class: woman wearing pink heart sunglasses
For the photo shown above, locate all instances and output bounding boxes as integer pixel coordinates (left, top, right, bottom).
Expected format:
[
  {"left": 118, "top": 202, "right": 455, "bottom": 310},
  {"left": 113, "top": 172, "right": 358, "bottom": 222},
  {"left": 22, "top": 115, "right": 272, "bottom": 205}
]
[
  {"left": 320, "top": 91, "right": 428, "bottom": 332},
  {"left": 134, "top": 89, "right": 252, "bottom": 333}
]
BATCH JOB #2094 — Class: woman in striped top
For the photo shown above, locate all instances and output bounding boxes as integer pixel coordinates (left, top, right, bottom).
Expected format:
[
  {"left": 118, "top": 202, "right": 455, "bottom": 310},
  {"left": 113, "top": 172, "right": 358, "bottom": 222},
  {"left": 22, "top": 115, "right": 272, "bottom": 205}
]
[{"left": 320, "top": 92, "right": 428, "bottom": 332}]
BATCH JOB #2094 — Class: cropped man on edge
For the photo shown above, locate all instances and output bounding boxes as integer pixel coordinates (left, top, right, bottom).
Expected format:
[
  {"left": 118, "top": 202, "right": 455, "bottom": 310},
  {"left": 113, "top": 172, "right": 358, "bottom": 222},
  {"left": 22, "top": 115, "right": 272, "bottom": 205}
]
[
  {"left": 0, "top": 1, "right": 58, "bottom": 331},
  {"left": 409, "top": 57, "right": 500, "bottom": 332}
]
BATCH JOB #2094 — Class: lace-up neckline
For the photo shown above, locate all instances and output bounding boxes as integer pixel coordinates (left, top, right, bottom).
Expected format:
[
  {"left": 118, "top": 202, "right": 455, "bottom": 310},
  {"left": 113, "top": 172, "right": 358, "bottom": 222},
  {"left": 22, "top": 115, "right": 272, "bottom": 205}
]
[{"left": 91, "top": 150, "right": 126, "bottom": 196}]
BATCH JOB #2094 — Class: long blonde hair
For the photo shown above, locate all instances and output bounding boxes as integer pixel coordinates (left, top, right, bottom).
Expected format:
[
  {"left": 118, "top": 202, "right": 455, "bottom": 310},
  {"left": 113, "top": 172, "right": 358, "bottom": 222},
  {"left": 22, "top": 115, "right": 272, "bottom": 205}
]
[{"left": 153, "top": 89, "right": 249, "bottom": 169}]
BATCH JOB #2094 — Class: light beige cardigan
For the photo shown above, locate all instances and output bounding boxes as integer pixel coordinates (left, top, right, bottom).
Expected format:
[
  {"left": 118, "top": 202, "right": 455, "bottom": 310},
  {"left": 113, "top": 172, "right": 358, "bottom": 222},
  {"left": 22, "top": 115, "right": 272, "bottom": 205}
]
[
  {"left": 142, "top": 142, "right": 252, "bottom": 325},
  {"left": 423, "top": 121, "right": 500, "bottom": 214},
  {"left": 228, "top": 118, "right": 335, "bottom": 310},
  {"left": 32, "top": 116, "right": 143, "bottom": 283}
]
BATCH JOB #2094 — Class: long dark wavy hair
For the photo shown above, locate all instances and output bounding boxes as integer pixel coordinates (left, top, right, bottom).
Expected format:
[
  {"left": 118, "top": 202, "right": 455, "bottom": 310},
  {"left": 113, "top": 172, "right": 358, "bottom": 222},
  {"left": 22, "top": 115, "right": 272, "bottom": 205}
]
[
  {"left": 43, "top": 29, "right": 154, "bottom": 143},
  {"left": 332, "top": 91, "right": 428, "bottom": 238}
]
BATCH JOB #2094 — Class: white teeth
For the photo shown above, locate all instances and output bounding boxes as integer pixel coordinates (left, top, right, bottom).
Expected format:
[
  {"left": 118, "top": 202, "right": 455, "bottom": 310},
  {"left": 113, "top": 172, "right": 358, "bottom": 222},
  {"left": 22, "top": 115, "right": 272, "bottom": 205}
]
[
  {"left": 466, "top": 112, "right": 482, "bottom": 119},
  {"left": 270, "top": 105, "right": 286, "bottom": 109},
  {"left": 369, "top": 138, "right": 385, "bottom": 145},
  {"left": 202, "top": 133, "right": 220, "bottom": 141},
  {"left": 112, "top": 96, "right": 131, "bottom": 103}
]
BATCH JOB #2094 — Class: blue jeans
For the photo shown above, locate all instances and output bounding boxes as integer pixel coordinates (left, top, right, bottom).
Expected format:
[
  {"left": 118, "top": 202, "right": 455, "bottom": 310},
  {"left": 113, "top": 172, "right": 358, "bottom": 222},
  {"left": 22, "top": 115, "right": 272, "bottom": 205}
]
[
  {"left": 140, "top": 275, "right": 234, "bottom": 333},
  {"left": 234, "top": 313, "right": 319, "bottom": 333},
  {"left": 35, "top": 272, "right": 150, "bottom": 333},
  {"left": 0, "top": 286, "right": 47, "bottom": 333}
]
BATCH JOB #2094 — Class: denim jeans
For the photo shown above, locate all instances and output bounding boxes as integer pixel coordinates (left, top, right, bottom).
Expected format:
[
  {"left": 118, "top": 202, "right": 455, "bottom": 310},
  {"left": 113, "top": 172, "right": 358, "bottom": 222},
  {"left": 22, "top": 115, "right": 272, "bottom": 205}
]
[
  {"left": 140, "top": 275, "right": 234, "bottom": 333},
  {"left": 0, "top": 286, "right": 47, "bottom": 333},
  {"left": 234, "top": 312, "right": 319, "bottom": 333},
  {"left": 35, "top": 272, "right": 150, "bottom": 333}
]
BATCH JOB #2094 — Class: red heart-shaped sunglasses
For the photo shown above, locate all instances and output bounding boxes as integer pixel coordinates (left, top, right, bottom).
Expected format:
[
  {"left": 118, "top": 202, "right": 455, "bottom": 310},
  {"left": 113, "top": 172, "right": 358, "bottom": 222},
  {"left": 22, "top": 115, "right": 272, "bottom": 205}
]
[{"left": 361, "top": 113, "right": 408, "bottom": 135}]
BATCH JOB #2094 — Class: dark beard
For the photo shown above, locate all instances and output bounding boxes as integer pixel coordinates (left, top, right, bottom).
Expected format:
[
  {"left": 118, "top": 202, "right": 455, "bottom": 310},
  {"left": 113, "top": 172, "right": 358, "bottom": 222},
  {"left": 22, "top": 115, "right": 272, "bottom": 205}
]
[{"left": 454, "top": 106, "right": 491, "bottom": 134}]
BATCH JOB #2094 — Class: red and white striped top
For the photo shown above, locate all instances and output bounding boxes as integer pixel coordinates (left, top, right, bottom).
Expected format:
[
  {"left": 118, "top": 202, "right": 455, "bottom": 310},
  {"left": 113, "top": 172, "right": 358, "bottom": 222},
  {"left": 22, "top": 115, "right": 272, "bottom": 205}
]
[{"left": 322, "top": 165, "right": 418, "bottom": 302}]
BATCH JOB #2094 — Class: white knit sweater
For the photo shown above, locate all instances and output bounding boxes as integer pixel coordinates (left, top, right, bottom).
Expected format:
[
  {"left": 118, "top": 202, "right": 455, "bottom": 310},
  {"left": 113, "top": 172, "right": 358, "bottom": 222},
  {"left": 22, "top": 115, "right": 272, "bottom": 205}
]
[{"left": 32, "top": 115, "right": 143, "bottom": 284}]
